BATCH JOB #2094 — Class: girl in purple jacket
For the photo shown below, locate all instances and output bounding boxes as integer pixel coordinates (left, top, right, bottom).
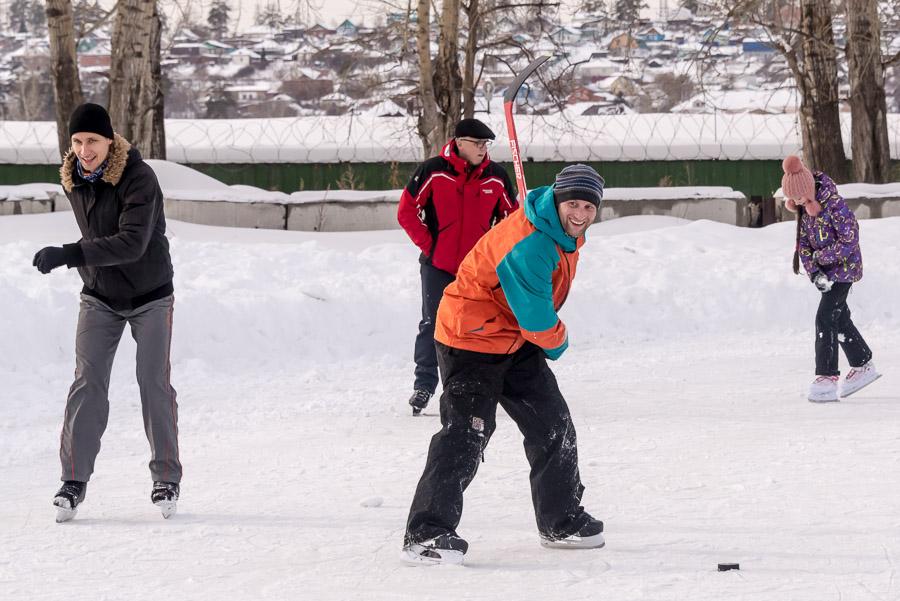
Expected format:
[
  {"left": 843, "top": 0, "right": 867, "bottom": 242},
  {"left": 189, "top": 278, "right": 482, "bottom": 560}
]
[{"left": 782, "top": 155, "right": 881, "bottom": 402}]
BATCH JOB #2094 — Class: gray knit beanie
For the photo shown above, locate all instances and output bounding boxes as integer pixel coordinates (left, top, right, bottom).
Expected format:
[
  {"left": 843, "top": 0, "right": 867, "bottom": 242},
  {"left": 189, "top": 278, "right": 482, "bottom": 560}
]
[{"left": 553, "top": 164, "right": 605, "bottom": 207}]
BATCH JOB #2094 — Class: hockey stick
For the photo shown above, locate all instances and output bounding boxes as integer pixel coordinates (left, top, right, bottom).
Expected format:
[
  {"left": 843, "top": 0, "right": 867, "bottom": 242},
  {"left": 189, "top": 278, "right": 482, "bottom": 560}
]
[{"left": 503, "top": 55, "right": 550, "bottom": 202}]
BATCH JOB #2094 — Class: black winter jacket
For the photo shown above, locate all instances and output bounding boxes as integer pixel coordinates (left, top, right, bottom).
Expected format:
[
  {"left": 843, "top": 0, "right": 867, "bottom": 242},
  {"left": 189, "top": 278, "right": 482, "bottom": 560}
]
[{"left": 60, "top": 134, "right": 174, "bottom": 308}]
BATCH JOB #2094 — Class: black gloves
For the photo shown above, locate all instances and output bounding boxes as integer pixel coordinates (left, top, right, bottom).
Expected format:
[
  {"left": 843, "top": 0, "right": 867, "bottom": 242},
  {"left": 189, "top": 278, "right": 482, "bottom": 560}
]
[
  {"left": 33, "top": 246, "right": 68, "bottom": 274},
  {"left": 812, "top": 272, "right": 833, "bottom": 293}
]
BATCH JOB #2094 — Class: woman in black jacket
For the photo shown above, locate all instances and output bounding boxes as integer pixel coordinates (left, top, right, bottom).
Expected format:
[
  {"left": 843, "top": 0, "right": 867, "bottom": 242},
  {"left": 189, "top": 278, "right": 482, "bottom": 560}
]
[{"left": 33, "top": 103, "right": 182, "bottom": 522}]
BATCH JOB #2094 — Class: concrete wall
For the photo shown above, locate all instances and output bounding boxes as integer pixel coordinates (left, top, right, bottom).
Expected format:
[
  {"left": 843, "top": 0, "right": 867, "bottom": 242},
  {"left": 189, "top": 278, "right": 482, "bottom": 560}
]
[
  {"left": 163, "top": 199, "right": 287, "bottom": 230},
  {"left": 286, "top": 201, "right": 401, "bottom": 231},
  {"left": 845, "top": 198, "right": 900, "bottom": 219},
  {"left": 600, "top": 197, "right": 749, "bottom": 227},
  {"left": 0, "top": 198, "right": 53, "bottom": 215},
  {"left": 34, "top": 189, "right": 853, "bottom": 231}
]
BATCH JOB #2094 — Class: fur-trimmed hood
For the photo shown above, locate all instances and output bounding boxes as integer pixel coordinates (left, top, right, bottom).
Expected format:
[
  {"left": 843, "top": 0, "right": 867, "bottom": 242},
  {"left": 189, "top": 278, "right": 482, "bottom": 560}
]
[{"left": 60, "top": 133, "right": 133, "bottom": 192}]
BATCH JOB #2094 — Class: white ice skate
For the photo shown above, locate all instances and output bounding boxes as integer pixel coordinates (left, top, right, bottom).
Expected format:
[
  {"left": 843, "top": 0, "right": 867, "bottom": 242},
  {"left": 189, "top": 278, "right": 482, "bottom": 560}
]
[
  {"left": 808, "top": 375, "right": 839, "bottom": 403},
  {"left": 840, "top": 361, "right": 882, "bottom": 398}
]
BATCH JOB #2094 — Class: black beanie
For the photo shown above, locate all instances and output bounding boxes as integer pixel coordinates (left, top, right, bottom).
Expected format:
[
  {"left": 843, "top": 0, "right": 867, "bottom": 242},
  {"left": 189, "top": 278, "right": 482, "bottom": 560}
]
[
  {"left": 68, "top": 103, "right": 114, "bottom": 139},
  {"left": 553, "top": 164, "right": 605, "bottom": 208},
  {"left": 454, "top": 118, "right": 495, "bottom": 140}
]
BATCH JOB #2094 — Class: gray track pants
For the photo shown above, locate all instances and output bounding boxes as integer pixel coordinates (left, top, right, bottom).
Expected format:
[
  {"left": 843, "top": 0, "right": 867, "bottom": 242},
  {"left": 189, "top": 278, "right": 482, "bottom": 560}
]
[{"left": 59, "top": 293, "right": 181, "bottom": 483}]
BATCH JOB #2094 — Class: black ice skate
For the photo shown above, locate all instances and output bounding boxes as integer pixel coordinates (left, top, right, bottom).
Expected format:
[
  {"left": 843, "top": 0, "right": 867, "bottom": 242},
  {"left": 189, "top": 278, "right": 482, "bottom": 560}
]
[
  {"left": 408, "top": 389, "right": 432, "bottom": 416},
  {"left": 53, "top": 481, "right": 87, "bottom": 523},
  {"left": 151, "top": 481, "right": 180, "bottom": 519},
  {"left": 540, "top": 517, "right": 605, "bottom": 549},
  {"left": 400, "top": 532, "right": 468, "bottom": 566}
]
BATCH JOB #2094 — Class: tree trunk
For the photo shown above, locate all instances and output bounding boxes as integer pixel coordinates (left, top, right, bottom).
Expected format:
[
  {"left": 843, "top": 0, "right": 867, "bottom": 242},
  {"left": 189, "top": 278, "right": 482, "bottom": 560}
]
[
  {"left": 846, "top": 0, "right": 890, "bottom": 183},
  {"left": 432, "top": 0, "right": 462, "bottom": 143},
  {"left": 461, "top": 0, "right": 481, "bottom": 119},
  {"left": 45, "top": 0, "right": 84, "bottom": 159},
  {"left": 795, "top": 0, "right": 849, "bottom": 182},
  {"left": 108, "top": 0, "right": 156, "bottom": 152},
  {"left": 414, "top": 0, "right": 442, "bottom": 156},
  {"left": 147, "top": 4, "right": 166, "bottom": 158}
]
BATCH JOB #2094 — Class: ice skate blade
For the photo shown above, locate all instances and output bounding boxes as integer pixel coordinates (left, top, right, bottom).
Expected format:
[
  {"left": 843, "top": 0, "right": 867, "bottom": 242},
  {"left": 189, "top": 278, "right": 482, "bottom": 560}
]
[
  {"left": 155, "top": 500, "right": 177, "bottom": 519},
  {"left": 399, "top": 547, "right": 464, "bottom": 566},
  {"left": 840, "top": 373, "right": 882, "bottom": 399},
  {"left": 808, "top": 395, "right": 839, "bottom": 403},
  {"left": 540, "top": 533, "right": 606, "bottom": 549},
  {"left": 55, "top": 505, "right": 77, "bottom": 523}
]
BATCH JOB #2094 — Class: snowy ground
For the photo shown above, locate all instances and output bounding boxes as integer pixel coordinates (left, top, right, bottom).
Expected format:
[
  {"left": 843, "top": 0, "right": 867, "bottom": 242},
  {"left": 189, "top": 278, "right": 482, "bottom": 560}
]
[{"left": 1, "top": 212, "right": 898, "bottom": 601}]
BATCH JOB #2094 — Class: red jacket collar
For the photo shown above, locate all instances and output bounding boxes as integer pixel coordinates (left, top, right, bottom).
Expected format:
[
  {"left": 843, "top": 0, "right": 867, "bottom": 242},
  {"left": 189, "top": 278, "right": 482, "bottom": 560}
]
[{"left": 442, "top": 139, "right": 490, "bottom": 178}]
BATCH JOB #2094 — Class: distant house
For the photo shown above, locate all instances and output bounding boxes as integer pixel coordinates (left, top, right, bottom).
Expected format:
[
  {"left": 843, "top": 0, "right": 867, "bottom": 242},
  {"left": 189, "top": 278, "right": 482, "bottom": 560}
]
[
  {"left": 78, "top": 40, "right": 111, "bottom": 68},
  {"left": 638, "top": 27, "right": 665, "bottom": 42},
  {"left": 203, "top": 40, "right": 234, "bottom": 57},
  {"left": 609, "top": 33, "right": 641, "bottom": 53},
  {"left": 702, "top": 28, "right": 730, "bottom": 47},
  {"left": 579, "top": 27, "right": 602, "bottom": 41},
  {"left": 281, "top": 74, "right": 334, "bottom": 101},
  {"left": 306, "top": 24, "right": 336, "bottom": 38},
  {"left": 550, "top": 27, "right": 581, "bottom": 46},
  {"left": 742, "top": 40, "right": 777, "bottom": 55},
  {"left": 336, "top": 20, "right": 358, "bottom": 38},
  {"left": 567, "top": 86, "right": 603, "bottom": 104},
  {"left": 576, "top": 60, "right": 618, "bottom": 83},
  {"left": 386, "top": 12, "right": 416, "bottom": 25},
  {"left": 224, "top": 83, "right": 273, "bottom": 103},
  {"left": 230, "top": 48, "right": 262, "bottom": 66},
  {"left": 604, "top": 75, "right": 641, "bottom": 97}
]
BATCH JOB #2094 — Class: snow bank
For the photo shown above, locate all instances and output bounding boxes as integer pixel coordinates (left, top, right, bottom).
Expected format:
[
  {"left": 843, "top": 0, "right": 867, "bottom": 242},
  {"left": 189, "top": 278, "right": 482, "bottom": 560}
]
[{"left": 2, "top": 212, "right": 898, "bottom": 376}]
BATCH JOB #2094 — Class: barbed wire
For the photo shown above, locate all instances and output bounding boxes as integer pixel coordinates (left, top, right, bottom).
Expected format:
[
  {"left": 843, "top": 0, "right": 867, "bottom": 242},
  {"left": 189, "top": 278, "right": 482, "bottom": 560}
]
[{"left": 2, "top": 112, "right": 900, "bottom": 165}]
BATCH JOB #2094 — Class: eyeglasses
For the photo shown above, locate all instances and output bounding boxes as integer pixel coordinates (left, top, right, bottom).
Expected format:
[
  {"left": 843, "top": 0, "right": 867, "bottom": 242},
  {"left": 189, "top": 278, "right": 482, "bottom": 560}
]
[{"left": 458, "top": 138, "right": 492, "bottom": 149}]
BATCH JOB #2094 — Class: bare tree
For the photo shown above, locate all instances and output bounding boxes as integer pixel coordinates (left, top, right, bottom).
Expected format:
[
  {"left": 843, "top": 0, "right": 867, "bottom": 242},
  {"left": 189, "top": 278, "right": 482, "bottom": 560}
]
[
  {"left": 720, "top": 1, "right": 849, "bottom": 181},
  {"left": 108, "top": 0, "right": 158, "bottom": 157},
  {"left": 792, "top": 0, "right": 849, "bottom": 181},
  {"left": 45, "top": 0, "right": 84, "bottom": 158},
  {"left": 845, "top": 0, "right": 890, "bottom": 183}
]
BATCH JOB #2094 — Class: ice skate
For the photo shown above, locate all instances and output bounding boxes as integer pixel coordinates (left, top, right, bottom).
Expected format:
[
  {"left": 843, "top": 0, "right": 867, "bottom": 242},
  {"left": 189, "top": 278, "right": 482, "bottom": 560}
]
[
  {"left": 151, "top": 481, "right": 180, "bottom": 519},
  {"left": 408, "top": 389, "right": 432, "bottom": 416},
  {"left": 540, "top": 517, "right": 605, "bottom": 549},
  {"left": 400, "top": 533, "right": 468, "bottom": 566},
  {"left": 840, "top": 361, "right": 881, "bottom": 398},
  {"left": 808, "top": 375, "right": 839, "bottom": 403},
  {"left": 53, "top": 481, "right": 86, "bottom": 523}
]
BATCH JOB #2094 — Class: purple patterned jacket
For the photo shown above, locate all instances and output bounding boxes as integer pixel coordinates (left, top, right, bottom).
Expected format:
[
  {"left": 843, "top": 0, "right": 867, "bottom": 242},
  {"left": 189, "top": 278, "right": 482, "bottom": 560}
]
[{"left": 798, "top": 172, "right": 862, "bottom": 283}]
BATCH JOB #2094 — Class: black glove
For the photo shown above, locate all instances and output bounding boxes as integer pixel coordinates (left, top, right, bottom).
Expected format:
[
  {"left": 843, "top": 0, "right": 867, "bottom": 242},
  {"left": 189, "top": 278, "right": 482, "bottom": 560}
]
[
  {"left": 812, "top": 272, "right": 833, "bottom": 293},
  {"left": 33, "top": 246, "right": 68, "bottom": 274}
]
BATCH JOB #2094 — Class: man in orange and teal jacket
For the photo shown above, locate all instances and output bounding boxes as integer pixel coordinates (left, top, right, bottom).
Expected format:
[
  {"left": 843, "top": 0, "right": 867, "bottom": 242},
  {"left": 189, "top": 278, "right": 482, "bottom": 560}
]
[
  {"left": 398, "top": 118, "right": 517, "bottom": 415},
  {"left": 400, "top": 165, "right": 607, "bottom": 566}
]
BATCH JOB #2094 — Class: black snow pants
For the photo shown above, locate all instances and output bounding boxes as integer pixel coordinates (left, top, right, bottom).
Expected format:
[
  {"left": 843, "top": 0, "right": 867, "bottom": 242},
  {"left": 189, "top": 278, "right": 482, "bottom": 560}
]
[
  {"left": 404, "top": 341, "right": 589, "bottom": 546},
  {"left": 412, "top": 264, "right": 456, "bottom": 395},
  {"left": 815, "top": 282, "right": 872, "bottom": 376}
]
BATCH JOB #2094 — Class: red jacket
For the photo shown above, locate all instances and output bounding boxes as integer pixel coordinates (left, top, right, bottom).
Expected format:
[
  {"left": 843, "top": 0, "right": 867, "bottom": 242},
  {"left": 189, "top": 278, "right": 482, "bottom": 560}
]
[{"left": 397, "top": 140, "right": 518, "bottom": 275}]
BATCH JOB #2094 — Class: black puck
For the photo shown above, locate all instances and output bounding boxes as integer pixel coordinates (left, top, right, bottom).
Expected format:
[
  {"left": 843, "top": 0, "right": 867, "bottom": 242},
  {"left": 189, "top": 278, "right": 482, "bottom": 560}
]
[{"left": 718, "top": 563, "right": 740, "bottom": 572}]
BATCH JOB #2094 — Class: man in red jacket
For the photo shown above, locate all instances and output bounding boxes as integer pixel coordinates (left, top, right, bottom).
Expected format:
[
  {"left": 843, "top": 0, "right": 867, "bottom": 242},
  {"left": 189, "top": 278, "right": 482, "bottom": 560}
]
[{"left": 397, "top": 118, "right": 518, "bottom": 415}]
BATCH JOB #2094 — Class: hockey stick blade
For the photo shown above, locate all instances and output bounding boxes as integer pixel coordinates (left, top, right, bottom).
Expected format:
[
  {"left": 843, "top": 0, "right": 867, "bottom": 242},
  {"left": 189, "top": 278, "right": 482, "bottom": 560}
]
[
  {"left": 503, "top": 56, "right": 551, "bottom": 104},
  {"left": 504, "top": 56, "right": 550, "bottom": 202}
]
